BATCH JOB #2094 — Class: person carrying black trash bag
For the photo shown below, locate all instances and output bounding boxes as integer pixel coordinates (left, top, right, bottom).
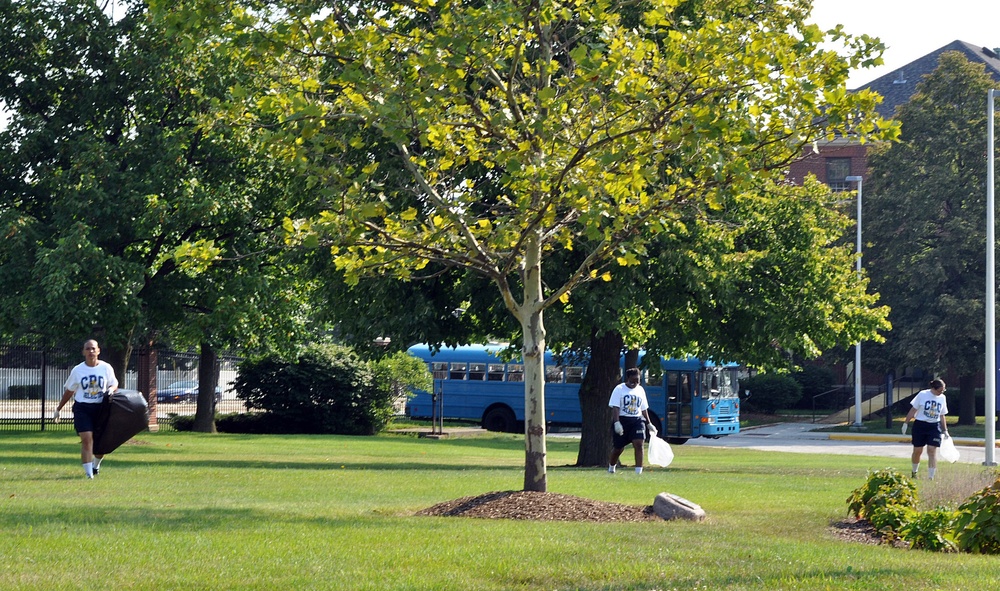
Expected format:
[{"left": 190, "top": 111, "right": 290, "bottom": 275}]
[
  {"left": 608, "top": 367, "right": 656, "bottom": 475},
  {"left": 54, "top": 339, "right": 118, "bottom": 479}
]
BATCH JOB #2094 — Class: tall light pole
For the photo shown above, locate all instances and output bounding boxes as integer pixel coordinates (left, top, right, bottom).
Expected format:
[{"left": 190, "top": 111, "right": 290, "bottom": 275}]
[
  {"left": 987, "top": 89, "right": 996, "bottom": 466},
  {"left": 846, "top": 175, "right": 864, "bottom": 428}
]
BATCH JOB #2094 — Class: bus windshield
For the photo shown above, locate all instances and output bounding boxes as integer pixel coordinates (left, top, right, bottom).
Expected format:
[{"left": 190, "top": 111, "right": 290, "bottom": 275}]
[{"left": 703, "top": 368, "right": 739, "bottom": 399}]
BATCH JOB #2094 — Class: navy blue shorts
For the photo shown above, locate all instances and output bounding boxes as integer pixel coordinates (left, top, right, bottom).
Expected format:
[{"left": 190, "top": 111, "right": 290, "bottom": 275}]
[
  {"left": 612, "top": 416, "right": 647, "bottom": 448},
  {"left": 72, "top": 401, "right": 105, "bottom": 434},
  {"left": 911, "top": 420, "right": 942, "bottom": 448}
]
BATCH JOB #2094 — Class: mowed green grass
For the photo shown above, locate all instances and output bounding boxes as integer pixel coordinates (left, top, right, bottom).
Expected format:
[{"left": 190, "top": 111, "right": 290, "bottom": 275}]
[{"left": 2, "top": 430, "right": 1000, "bottom": 590}]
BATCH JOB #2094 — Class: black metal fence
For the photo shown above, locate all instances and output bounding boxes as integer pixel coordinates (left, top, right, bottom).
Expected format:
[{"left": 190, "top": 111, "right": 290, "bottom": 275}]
[{"left": 0, "top": 343, "right": 245, "bottom": 432}]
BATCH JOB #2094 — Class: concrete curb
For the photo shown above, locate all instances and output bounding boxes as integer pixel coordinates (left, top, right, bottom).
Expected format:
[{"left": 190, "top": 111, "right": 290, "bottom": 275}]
[{"left": 827, "top": 432, "right": 998, "bottom": 447}]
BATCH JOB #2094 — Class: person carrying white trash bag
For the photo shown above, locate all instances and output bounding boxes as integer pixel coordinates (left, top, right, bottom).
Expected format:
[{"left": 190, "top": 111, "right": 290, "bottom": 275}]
[
  {"left": 608, "top": 367, "right": 657, "bottom": 474},
  {"left": 901, "top": 378, "right": 950, "bottom": 480}
]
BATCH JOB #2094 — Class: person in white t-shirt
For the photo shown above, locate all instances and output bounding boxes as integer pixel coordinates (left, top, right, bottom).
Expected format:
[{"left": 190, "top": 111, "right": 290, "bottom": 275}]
[
  {"left": 55, "top": 340, "right": 119, "bottom": 479},
  {"left": 902, "top": 379, "right": 949, "bottom": 480},
  {"left": 607, "top": 367, "right": 656, "bottom": 474}
]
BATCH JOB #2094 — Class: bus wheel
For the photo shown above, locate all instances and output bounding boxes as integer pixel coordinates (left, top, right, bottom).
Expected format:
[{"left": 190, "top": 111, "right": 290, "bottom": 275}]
[
  {"left": 482, "top": 406, "right": 517, "bottom": 433},
  {"left": 666, "top": 437, "right": 688, "bottom": 445}
]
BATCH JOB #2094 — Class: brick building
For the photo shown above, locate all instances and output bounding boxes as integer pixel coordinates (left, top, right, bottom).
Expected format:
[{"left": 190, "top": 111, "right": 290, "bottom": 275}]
[{"left": 787, "top": 40, "right": 1000, "bottom": 190}]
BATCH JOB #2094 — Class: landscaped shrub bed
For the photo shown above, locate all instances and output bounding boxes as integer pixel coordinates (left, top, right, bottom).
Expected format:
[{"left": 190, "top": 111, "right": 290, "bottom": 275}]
[{"left": 847, "top": 468, "right": 1000, "bottom": 553}]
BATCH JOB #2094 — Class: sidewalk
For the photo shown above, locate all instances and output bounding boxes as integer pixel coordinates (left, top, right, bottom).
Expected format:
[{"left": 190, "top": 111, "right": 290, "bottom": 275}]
[
  {"left": 387, "top": 426, "right": 488, "bottom": 439},
  {"left": 825, "top": 430, "right": 999, "bottom": 448}
]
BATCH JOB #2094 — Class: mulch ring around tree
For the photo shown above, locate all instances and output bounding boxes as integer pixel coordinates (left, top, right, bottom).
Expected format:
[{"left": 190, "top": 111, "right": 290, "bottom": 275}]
[
  {"left": 416, "top": 490, "right": 660, "bottom": 522},
  {"left": 419, "top": 491, "right": 912, "bottom": 546}
]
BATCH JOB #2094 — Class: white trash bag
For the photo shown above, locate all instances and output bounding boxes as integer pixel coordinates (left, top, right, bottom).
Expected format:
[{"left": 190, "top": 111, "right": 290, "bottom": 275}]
[
  {"left": 939, "top": 434, "right": 960, "bottom": 463},
  {"left": 647, "top": 436, "right": 674, "bottom": 467}
]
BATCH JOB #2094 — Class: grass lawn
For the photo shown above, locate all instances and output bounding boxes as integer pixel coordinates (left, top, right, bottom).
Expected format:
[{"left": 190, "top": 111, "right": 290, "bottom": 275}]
[{"left": 3, "top": 429, "right": 1000, "bottom": 590}]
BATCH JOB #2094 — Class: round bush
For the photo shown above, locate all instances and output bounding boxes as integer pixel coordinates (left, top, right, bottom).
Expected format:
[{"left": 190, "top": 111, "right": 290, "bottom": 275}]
[
  {"left": 232, "top": 343, "right": 395, "bottom": 435},
  {"left": 741, "top": 373, "right": 802, "bottom": 414}
]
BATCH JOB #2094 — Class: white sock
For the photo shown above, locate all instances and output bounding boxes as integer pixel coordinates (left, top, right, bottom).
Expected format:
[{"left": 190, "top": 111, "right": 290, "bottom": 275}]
[
  {"left": 94, "top": 457, "right": 103, "bottom": 469},
  {"left": 912, "top": 464, "right": 919, "bottom": 474},
  {"left": 929, "top": 467, "right": 936, "bottom": 480},
  {"left": 83, "top": 462, "right": 94, "bottom": 478},
  {"left": 635, "top": 467, "right": 643, "bottom": 474},
  {"left": 608, "top": 464, "right": 616, "bottom": 473}
]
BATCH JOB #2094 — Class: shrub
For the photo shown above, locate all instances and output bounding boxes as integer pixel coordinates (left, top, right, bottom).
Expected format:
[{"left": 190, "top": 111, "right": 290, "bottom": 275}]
[
  {"left": 215, "top": 412, "right": 274, "bottom": 434},
  {"left": 232, "top": 344, "right": 421, "bottom": 435},
  {"left": 847, "top": 468, "right": 917, "bottom": 519},
  {"left": 740, "top": 373, "right": 802, "bottom": 413},
  {"left": 791, "top": 365, "right": 835, "bottom": 409},
  {"left": 901, "top": 508, "right": 958, "bottom": 552},
  {"left": 7, "top": 384, "right": 43, "bottom": 400},
  {"left": 370, "top": 351, "right": 433, "bottom": 407},
  {"left": 867, "top": 502, "right": 914, "bottom": 540},
  {"left": 170, "top": 414, "right": 194, "bottom": 431},
  {"left": 954, "top": 479, "right": 1000, "bottom": 554}
]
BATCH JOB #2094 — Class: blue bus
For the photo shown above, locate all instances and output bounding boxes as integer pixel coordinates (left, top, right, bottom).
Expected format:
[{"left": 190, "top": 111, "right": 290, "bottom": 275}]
[{"left": 404, "top": 343, "right": 741, "bottom": 443}]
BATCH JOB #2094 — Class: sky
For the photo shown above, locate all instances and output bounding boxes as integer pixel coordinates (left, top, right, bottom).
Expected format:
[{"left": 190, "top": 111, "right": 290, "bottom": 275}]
[{"left": 808, "top": 0, "right": 999, "bottom": 88}]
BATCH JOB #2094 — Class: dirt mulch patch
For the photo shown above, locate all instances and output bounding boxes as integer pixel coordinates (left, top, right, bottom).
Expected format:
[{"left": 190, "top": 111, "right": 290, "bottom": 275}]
[
  {"left": 830, "top": 517, "right": 908, "bottom": 548},
  {"left": 416, "top": 490, "right": 660, "bottom": 522}
]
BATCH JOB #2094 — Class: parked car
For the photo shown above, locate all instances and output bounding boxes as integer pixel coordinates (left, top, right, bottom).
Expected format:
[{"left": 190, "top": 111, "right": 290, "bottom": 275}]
[{"left": 156, "top": 380, "right": 222, "bottom": 404}]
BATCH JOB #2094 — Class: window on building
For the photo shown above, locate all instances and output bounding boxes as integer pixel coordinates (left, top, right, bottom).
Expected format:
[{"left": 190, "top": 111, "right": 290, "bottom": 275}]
[{"left": 826, "top": 158, "right": 852, "bottom": 192}]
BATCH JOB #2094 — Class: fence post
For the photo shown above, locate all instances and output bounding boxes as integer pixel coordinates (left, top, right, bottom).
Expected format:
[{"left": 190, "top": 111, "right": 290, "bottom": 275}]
[
  {"left": 138, "top": 346, "right": 159, "bottom": 432},
  {"left": 40, "top": 347, "right": 47, "bottom": 431},
  {"left": 884, "top": 371, "right": 894, "bottom": 429}
]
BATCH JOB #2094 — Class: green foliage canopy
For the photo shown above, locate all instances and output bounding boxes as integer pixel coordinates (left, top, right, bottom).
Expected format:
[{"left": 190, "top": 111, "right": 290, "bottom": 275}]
[
  {"left": 154, "top": 0, "right": 896, "bottom": 490},
  {"left": 866, "top": 51, "right": 999, "bottom": 377},
  {"left": 0, "top": 0, "right": 309, "bottom": 355}
]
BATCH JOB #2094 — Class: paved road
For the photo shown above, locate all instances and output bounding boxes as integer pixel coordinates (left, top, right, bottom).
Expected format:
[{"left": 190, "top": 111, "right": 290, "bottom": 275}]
[{"left": 687, "top": 422, "right": 995, "bottom": 465}]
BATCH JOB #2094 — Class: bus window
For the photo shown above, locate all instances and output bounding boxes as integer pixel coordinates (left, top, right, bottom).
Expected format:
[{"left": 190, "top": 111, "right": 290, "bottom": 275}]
[
  {"left": 449, "top": 362, "right": 467, "bottom": 380},
  {"left": 431, "top": 362, "right": 448, "bottom": 380},
  {"left": 469, "top": 363, "right": 487, "bottom": 381},
  {"left": 678, "top": 373, "right": 692, "bottom": 403},
  {"left": 507, "top": 364, "right": 524, "bottom": 382},
  {"left": 545, "top": 366, "right": 564, "bottom": 383},
  {"left": 488, "top": 363, "right": 505, "bottom": 381},
  {"left": 565, "top": 366, "right": 584, "bottom": 384},
  {"left": 645, "top": 369, "right": 663, "bottom": 387}
]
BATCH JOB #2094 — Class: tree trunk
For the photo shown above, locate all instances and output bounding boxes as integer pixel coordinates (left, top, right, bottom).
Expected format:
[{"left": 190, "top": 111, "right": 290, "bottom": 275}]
[
  {"left": 576, "top": 330, "right": 624, "bottom": 466},
  {"left": 624, "top": 349, "right": 639, "bottom": 371},
  {"left": 100, "top": 343, "right": 131, "bottom": 389},
  {"left": 193, "top": 342, "right": 218, "bottom": 433},
  {"left": 517, "top": 232, "right": 547, "bottom": 492},
  {"left": 957, "top": 374, "right": 975, "bottom": 426}
]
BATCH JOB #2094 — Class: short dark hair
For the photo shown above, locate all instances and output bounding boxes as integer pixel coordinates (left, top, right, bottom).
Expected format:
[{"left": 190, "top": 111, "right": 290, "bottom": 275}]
[
  {"left": 625, "top": 368, "right": 640, "bottom": 383},
  {"left": 929, "top": 378, "right": 946, "bottom": 391}
]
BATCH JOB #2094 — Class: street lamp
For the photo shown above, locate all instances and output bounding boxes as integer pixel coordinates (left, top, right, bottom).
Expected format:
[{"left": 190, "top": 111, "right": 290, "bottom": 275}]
[
  {"left": 986, "top": 89, "right": 997, "bottom": 465},
  {"left": 846, "top": 175, "right": 864, "bottom": 428}
]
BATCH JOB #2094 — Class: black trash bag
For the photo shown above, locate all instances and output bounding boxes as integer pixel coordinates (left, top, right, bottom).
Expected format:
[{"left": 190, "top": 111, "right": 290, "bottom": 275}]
[{"left": 93, "top": 390, "right": 150, "bottom": 456}]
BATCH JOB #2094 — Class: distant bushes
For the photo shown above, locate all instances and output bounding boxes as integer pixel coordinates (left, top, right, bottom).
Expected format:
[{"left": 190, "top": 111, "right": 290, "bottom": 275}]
[
  {"left": 219, "top": 344, "right": 430, "bottom": 435},
  {"left": 740, "top": 373, "right": 802, "bottom": 414},
  {"left": 7, "top": 385, "right": 43, "bottom": 400}
]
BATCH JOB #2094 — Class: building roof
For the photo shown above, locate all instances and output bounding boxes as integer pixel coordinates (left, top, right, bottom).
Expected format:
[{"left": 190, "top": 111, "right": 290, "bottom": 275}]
[{"left": 854, "top": 40, "right": 1000, "bottom": 119}]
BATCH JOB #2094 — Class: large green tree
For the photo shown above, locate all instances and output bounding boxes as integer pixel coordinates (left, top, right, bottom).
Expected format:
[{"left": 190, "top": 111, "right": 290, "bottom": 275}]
[
  {"left": 0, "top": 0, "right": 310, "bottom": 400},
  {"left": 865, "top": 51, "right": 1000, "bottom": 425},
  {"left": 165, "top": 0, "right": 894, "bottom": 490},
  {"left": 568, "top": 177, "right": 888, "bottom": 465}
]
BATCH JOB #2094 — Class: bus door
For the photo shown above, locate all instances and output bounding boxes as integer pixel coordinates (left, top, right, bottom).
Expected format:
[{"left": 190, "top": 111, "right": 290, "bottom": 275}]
[{"left": 665, "top": 371, "right": 694, "bottom": 438}]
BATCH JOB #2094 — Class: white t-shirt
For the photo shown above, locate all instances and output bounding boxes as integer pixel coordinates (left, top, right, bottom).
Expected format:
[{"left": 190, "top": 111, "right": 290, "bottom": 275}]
[
  {"left": 608, "top": 382, "right": 649, "bottom": 418},
  {"left": 64, "top": 361, "right": 119, "bottom": 404},
  {"left": 910, "top": 388, "right": 948, "bottom": 423}
]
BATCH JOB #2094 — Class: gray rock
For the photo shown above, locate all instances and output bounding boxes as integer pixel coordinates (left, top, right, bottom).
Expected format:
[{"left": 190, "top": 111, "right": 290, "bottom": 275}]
[{"left": 653, "top": 492, "right": 706, "bottom": 521}]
